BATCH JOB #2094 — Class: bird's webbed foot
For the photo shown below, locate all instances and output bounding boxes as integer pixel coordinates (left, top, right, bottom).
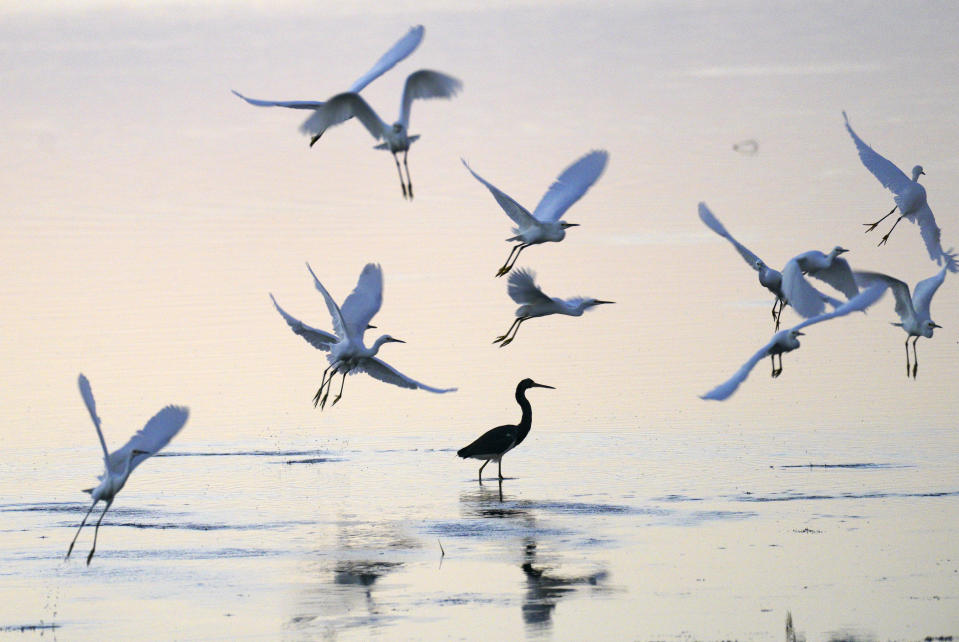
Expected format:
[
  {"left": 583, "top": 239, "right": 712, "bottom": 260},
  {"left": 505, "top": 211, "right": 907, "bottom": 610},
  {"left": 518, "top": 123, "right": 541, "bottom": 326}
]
[
  {"left": 771, "top": 368, "right": 782, "bottom": 378},
  {"left": 878, "top": 234, "right": 891, "bottom": 247},
  {"left": 862, "top": 221, "right": 881, "bottom": 233}
]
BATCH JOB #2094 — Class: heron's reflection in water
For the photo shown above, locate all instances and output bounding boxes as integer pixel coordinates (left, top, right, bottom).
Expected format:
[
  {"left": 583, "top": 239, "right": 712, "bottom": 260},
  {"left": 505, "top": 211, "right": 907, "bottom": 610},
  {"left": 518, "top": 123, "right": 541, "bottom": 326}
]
[
  {"left": 288, "top": 517, "right": 411, "bottom": 634},
  {"left": 460, "top": 480, "right": 609, "bottom": 633}
]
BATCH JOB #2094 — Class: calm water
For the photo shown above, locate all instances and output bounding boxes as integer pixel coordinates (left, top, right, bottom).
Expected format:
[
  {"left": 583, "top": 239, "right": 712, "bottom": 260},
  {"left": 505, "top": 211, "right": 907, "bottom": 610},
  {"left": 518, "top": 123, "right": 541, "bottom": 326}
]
[
  {"left": 3, "top": 423, "right": 958, "bottom": 640},
  {"left": 2, "top": 0, "right": 959, "bottom": 639}
]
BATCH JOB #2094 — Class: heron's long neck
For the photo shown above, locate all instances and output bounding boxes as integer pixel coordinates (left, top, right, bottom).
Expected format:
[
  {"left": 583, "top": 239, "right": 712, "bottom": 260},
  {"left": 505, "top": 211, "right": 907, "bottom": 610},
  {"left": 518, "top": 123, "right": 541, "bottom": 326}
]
[{"left": 515, "top": 387, "right": 534, "bottom": 442}]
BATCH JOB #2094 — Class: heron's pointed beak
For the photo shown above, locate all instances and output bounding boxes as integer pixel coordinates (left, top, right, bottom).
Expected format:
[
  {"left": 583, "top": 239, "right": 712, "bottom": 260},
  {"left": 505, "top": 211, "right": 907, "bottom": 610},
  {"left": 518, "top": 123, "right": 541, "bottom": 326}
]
[
  {"left": 594, "top": 300, "right": 615, "bottom": 305},
  {"left": 561, "top": 222, "right": 579, "bottom": 229},
  {"left": 389, "top": 337, "right": 406, "bottom": 344},
  {"left": 932, "top": 322, "right": 942, "bottom": 328},
  {"left": 530, "top": 382, "right": 555, "bottom": 389},
  {"left": 367, "top": 324, "right": 377, "bottom": 330},
  {"left": 837, "top": 247, "right": 850, "bottom": 254},
  {"left": 795, "top": 331, "right": 805, "bottom": 336}
]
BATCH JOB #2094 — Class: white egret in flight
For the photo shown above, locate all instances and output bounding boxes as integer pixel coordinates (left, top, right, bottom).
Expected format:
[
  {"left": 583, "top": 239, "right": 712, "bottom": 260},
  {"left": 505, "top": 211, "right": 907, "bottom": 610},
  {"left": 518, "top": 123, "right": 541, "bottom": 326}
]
[
  {"left": 457, "top": 378, "right": 554, "bottom": 482},
  {"left": 780, "top": 246, "right": 859, "bottom": 318},
  {"left": 854, "top": 267, "right": 947, "bottom": 378},
  {"left": 463, "top": 150, "right": 609, "bottom": 276},
  {"left": 699, "top": 202, "right": 831, "bottom": 329},
  {"left": 842, "top": 111, "right": 957, "bottom": 271},
  {"left": 67, "top": 374, "right": 189, "bottom": 565},
  {"left": 493, "top": 268, "right": 614, "bottom": 347},
  {"left": 700, "top": 282, "right": 888, "bottom": 401},
  {"left": 271, "top": 263, "right": 456, "bottom": 408},
  {"left": 302, "top": 69, "right": 462, "bottom": 199},
  {"left": 232, "top": 25, "right": 424, "bottom": 143}
]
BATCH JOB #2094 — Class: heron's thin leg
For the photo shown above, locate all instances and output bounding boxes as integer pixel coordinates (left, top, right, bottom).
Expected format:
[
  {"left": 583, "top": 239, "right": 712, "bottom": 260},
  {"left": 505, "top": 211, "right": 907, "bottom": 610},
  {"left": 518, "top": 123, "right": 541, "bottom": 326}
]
[
  {"left": 498, "top": 318, "right": 527, "bottom": 347},
  {"left": 330, "top": 371, "right": 348, "bottom": 406},
  {"left": 392, "top": 152, "right": 408, "bottom": 199},
  {"left": 503, "top": 244, "right": 528, "bottom": 274},
  {"left": 770, "top": 354, "right": 776, "bottom": 377},
  {"left": 904, "top": 336, "right": 911, "bottom": 378},
  {"left": 403, "top": 149, "right": 413, "bottom": 200},
  {"left": 313, "top": 364, "right": 334, "bottom": 407},
  {"left": 319, "top": 367, "right": 340, "bottom": 409},
  {"left": 478, "top": 459, "right": 489, "bottom": 483},
  {"left": 878, "top": 215, "right": 905, "bottom": 246},
  {"left": 771, "top": 298, "right": 780, "bottom": 321},
  {"left": 497, "top": 459, "right": 504, "bottom": 480},
  {"left": 494, "top": 318, "right": 523, "bottom": 344},
  {"left": 864, "top": 205, "right": 897, "bottom": 233},
  {"left": 496, "top": 244, "right": 523, "bottom": 276},
  {"left": 86, "top": 499, "right": 113, "bottom": 566},
  {"left": 66, "top": 501, "right": 97, "bottom": 559},
  {"left": 911, "top": 335, "right": 920, "bottom": 378}
]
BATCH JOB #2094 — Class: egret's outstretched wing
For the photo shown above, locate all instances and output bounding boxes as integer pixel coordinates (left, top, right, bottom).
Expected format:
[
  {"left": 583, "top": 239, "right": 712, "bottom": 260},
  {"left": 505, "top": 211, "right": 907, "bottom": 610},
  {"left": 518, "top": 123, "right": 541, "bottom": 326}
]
[
  {"left": 270, "top": 294, "right": 338, "bottom": 351},
  {"left": 842, "top": 111, "right": 912, "bottom": 195},
  {"left": 700, "top": 333, "right": 783, "bottom": 401},
  {"left": 911, "top": 267, "right": 947, "bottom": 321},
  {"left": 78, "top": 373, "right": 110, "bottom": 466},
  {"left": 461, "top": 159, "right": 537, "bottom": 229},
  {"left": 532, "top": 150, "right": 608, "bottom": 222},
  {"left": 109, "top": 406, "right": 189, "bottom": 475},
  {"left": 807, "top": 257, "right": 858, "bottom": 299},
  {"left": 398, "top": 69, "right": 462, "bottom": 129},
  {"left": 305, "top": 262, "right": 348, "bottom": 340},
  {"left": 231, "top": 90, "right": 325, "bottom": 110},
  {"left": 507, "top": 268, "right": 551, "bottom": 305},
  {"left": 358, "top": 357, "right": 457, "bottom": 393},
  {"left": 702, "top": 283, "right": 887, "bottom": 401},
  {"left": 299, "top": 92, "right": 387, "bottom": 139},
  {"left": 910, "top": 202, "right": 950, "bottom": 265},
  {"left": 340, "top": 263, "right": 383, "bottom": 340},
  {"left": 781, "top": 259, "right": 829, "bottom": 318},
  {"left": 349, "top": 25, "right": 424, "bottom": 93},
  {"left": 854, "top": 271, "right": 913, "bottom": 321},
  {"left": 791, "top": 282, "right": 887, "bottom": 332},
  {"left": 697, "top": 202, "right": 764, "bottom": 268}
]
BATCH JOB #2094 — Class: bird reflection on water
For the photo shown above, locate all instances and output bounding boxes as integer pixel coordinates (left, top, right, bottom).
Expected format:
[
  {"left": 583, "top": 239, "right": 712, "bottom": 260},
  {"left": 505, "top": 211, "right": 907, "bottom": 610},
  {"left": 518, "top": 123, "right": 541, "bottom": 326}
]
[{"left": 459, "top": 482, "right": 610, "bottom": 633}]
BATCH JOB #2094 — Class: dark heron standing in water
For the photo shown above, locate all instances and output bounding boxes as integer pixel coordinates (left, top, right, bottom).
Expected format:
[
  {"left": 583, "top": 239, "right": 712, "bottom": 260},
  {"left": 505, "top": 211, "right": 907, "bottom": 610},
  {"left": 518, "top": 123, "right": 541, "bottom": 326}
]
[{"left": 457, "top": 378, "right": 553, "bottom": 482}]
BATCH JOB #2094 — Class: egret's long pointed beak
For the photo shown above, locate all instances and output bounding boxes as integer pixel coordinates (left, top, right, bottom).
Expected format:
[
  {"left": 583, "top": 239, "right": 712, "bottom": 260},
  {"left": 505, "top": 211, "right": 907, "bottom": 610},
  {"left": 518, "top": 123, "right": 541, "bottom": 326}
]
[
  {"left": 932, "top": 322, "right": 942, "bottom": 328},
  {"left": 389, "top": 338, "right": 406, "bottom": 344},
  {"left": 795, "top": 331, "right": 805, "bottom": 336},
  {"left": 594, "top": 300, "right": 615, "bottom": 305},
  {"left": 530, "top": 382, "right": 555, "bottom": 389},
  {"left": 561, "top": 222, "right": 579, "bottom": 229}
]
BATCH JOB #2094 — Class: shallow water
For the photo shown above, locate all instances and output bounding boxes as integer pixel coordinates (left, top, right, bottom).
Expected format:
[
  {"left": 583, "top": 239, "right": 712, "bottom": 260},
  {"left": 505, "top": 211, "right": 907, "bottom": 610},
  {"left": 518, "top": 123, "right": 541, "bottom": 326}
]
[
  {"left": 3, "top": 423, "right": 957, "bottom": 640},
  {"left": 2, "top": 0, "right": 959, "bottom": 639}
]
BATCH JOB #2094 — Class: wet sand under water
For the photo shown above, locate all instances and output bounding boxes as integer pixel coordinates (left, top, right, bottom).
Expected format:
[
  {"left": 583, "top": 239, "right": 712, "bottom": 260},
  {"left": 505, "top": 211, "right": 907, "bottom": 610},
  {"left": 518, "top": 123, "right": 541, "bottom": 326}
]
[{"left": 1, "top": 424, "right": 958, "bottom": 640}]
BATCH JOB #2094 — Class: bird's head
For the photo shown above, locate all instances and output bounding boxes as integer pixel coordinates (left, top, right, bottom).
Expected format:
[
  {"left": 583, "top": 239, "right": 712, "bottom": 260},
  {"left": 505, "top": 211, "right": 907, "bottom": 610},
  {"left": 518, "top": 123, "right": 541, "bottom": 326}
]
[
  {"left": 560, "top": 222, "right": 579, "bottom": 230},
  {"left": 923, "top": 320, "right": 942, "bottom": 338},
  {"left": 377, "top": 334, "right": 406, "bottom": 346},
  {"left": 790, "top": 330, "right": 805, "bottom": 339},
  {"left": 832, "top": 246, "right": 850, "bottom": 256},
  {"left": 519, "top": 378, "right": 555, "bottom": 391},
  {"left": 913, "top": 165, "right": 925, "bottom": 180}
]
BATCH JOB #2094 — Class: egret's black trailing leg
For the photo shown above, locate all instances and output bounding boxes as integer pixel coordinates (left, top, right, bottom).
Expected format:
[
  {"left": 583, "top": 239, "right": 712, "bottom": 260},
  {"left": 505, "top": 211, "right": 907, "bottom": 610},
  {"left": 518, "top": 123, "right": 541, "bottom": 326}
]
[
  {"left": 403, "top": 150, "right": 413, "bottom": 200},
  {"left": 66, "top": 501, "right": 97, "bottom": 560},
  {"left": 863, "top": 205, "right": 897, "bottom": 233},
  {"left": 878, "top": 214, "right": 905, "bottom": 246},
  {"left": 911, "top": 335, "right": 920, "bottom": 378},
  {"left": 393, "top": 152, "right": 408, "bottom": 199},
  {"left": 86, "top": 499, "right": 112, "bottom": 566},
  {"left": 330, "top": 371, "right": 348, "bottom": 406},
  {"left": 496, "top": 244, "right": 528, "bottom": 277}
]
